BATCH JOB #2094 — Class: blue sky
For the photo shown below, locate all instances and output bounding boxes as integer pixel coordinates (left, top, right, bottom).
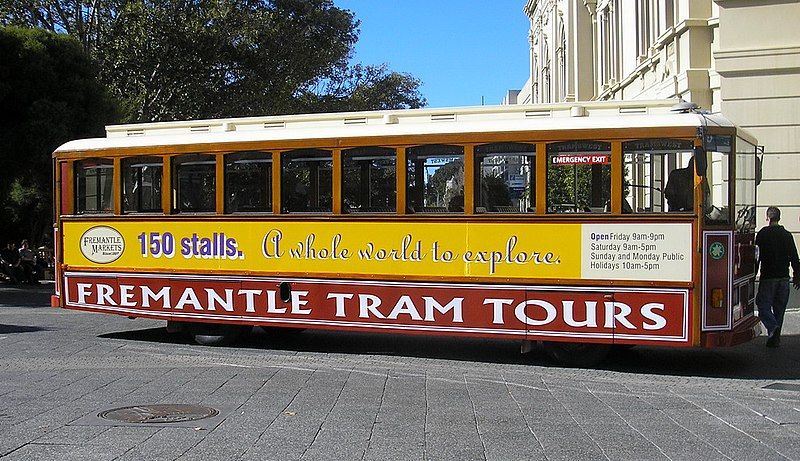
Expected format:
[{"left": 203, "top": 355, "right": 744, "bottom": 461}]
[{"left": 335, "top": 0, "right": 531, "bottom": 108}]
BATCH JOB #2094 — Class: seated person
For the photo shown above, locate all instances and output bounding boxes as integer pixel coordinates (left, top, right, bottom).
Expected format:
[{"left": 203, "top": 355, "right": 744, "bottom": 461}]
[
  {"left": 18, "top": 240, "right": 38, "bottom": 284},
  {"left": 664, "top": 157, "right": 695, "bottom": 212},
  {"left": 1, "top": 243, "right": 22, "bottom": 284}
]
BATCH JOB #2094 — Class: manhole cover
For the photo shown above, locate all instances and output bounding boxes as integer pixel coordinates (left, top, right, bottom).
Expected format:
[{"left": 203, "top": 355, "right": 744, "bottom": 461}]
[
  {"left": 98, "top": 404, "right": 219, "bottom": 424},
  {"left": 763, "top": 383, "right": 800, "bottom": 392}
]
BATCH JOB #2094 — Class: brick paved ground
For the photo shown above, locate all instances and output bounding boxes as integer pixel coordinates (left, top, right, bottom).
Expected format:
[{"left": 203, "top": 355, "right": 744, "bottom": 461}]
[{"left": 2, "top": 282, "right": 800, "bottom": 460}]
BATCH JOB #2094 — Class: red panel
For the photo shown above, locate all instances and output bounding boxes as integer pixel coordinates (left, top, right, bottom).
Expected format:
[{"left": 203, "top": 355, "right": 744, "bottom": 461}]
[
  {"left": 63, "top": 273, "right": 689, "bottom": 345},
  {"left": 703, "top": 233, "right": 731, "bottom": 329},
  {"left": 734, "top": 232, "right": 756, "bottom": 281}
]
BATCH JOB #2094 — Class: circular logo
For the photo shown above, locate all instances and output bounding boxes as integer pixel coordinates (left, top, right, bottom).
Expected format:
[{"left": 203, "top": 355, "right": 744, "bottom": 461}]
[
  {"left": 80, "top": 226, "right": 125, "bottom": 264},
  {"left": 709, "top": 242, "right": 725, "bottom": 260}
]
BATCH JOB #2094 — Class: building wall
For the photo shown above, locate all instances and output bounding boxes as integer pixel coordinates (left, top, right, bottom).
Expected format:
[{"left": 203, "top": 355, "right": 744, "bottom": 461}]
[
  {"left": 515, "top": 0, "right": 800, "bottom": 243},
  {"left": 714, "top": 0, "right": 800, "bottom": 235}
]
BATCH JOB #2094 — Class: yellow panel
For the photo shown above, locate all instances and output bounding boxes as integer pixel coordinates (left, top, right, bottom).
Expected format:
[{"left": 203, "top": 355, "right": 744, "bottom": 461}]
[{"left": 63, "top": 220, "right": 582, "bottom": 280}]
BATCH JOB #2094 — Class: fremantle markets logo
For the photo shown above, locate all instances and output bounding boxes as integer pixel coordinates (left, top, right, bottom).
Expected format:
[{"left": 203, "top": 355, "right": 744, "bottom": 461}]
[{"left": 80, "top": 226, "right": 125, "bottom": 264}]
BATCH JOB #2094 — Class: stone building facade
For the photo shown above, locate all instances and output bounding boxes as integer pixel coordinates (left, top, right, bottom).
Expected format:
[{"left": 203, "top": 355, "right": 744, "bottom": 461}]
[{"left": 512, "top": 0, "right": 800, "bottom": 240}]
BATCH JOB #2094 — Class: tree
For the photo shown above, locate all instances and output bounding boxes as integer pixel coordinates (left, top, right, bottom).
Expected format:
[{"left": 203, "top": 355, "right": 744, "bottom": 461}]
[
  {"left": 0, "top": 26, "right": 118, "bottom": 244},
  {"left": 2, "top": 0, "right": 427, "bottom": 122}
]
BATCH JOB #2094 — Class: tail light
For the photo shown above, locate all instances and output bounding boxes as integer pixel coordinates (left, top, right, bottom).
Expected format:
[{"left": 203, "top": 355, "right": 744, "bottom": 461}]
[{"left": 711, "top": 288, "right": 725, "bottom": 308}]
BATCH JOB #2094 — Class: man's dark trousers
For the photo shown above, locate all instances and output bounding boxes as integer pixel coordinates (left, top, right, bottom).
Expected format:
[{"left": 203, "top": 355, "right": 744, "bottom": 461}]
[{"left": 757, "top": 279, "right": 790, "bottom": 336}]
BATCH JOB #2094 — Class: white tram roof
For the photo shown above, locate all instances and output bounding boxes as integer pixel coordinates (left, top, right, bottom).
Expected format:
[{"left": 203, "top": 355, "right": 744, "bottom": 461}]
[{"left": 55, "top": 99, "right": 749, "bottom": 154}]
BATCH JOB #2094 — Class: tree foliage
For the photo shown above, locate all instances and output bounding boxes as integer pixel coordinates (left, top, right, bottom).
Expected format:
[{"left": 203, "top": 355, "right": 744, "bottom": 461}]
[
  {"left": 0, "top": 26, "right": 118, "bottom": 243},
  {"left": 2, "top": 0, "right": 427, "bottom": 122}
]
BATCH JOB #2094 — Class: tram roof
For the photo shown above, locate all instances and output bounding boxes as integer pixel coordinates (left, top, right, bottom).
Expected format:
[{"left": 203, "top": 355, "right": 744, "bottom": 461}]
[{"left": 54, "top": 99, "right": 747, "bottom": 154}]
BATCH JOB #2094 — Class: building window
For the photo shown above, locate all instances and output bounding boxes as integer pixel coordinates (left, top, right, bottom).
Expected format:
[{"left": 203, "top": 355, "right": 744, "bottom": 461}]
[
  {"left": 123, "top": 156, "right": 162, "bottom": 213},
  {"left": 75, "top": 159, "right": 113, "bottom": 214}
]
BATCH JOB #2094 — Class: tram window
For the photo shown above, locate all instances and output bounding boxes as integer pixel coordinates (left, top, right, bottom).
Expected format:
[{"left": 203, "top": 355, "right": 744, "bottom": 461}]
[
  {"left": 225, "top": 151, "right": 271, "bottom": 213},
  {"left": 342, "top": 147, "right": 396, "bottom": 213},
  {"left": 281, "top": 149, "right": 332, "bottom": 213},
  {"left": 704, "top": 135, "right": 732, "bottom": 224},
  {"left": 622, "top": 139, "right": 694, "bottom": 213},
  {"left": 123, "top": 156, "right": 162, "bottom": 213},
  {"left": 475, "top": 143, "right": 535, "bottom": 213},
  {"left": 546, "top": 141, "right": 611, "bottom": 213},
  {"left": 406, "top": 145, "right": 464, "bottom": 213},
  {"left": 75, "top": 159, "right": 114, "bottom": 214},
  {"left": 173, "top": 154, "right": 216, "bottom": 213}
]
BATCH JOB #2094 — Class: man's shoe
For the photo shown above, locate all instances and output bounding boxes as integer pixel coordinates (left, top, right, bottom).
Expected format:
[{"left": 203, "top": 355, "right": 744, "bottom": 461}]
[{"left": 767, "top": 330, "right": 781, "bottom": 348}]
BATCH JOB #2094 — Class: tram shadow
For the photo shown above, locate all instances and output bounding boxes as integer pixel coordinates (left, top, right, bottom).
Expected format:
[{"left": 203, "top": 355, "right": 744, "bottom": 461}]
[
  {"left": 102, "top": 325, "right": 534, "bottom": 366},
  {"left": 101, "top": 325, "right": 800, "bottom": 379},
  {"left": 604, "top": 335, "right": 800, "bottom": 380}
]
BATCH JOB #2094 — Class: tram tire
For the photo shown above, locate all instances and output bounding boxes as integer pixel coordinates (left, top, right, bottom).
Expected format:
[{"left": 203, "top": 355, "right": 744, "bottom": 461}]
[
  {"left": 189, "top": 323, "right": 251, "bottom": 347},
  {"left": 261, "top": 326, "right": 306, "bottom": 336},
  {"left": 542, "top": 341, "right": 612, "bottom": 367}
]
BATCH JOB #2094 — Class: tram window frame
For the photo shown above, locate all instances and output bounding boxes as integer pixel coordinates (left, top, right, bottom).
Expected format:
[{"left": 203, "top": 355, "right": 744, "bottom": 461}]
[
  {"left": 172, "top": 154, "right": 217, "bottom": 213},
  {"left": 474, "top": 142, "right": 536, "bottom": 214},
  {"left": 225, "top": 151, "right": 272, "bottom": 214},
  {"left": 406, "top": 144, "right": 464, "bottom": 214},
  {"left": 622, "top": 139, "right": 695, "bottom": 214},
  {"left": 546, "top": 141, "right": 612, "bottom": 214},
  {"left": 122, "top": 156, "right": 163, "bottom": 214},
  {"left": 75, "top": 158, "right": 114, "bottom": 214},
  {"left": 704, "top": 135, "right": 732, "bottom": 225},
  {"left": 342, "top": 147, "right": 396, "bottom": 213},
  {"left": 281, "top": 149, "right": 333, "bottom": 213}
]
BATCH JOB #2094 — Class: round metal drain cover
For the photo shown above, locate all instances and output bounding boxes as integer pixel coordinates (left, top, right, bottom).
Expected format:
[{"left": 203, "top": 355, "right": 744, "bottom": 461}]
[{"left": 99, "top": 404, "right": 219, "bottom": 424}]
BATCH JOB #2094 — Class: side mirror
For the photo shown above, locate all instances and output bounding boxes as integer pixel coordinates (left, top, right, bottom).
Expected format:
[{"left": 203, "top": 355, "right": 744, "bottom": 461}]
[
  {"left": 693, "top": 146, "right": 707, "bottom": 177},
  {"left": 756, "top": 155, "right": 763, "bottom": 186}
]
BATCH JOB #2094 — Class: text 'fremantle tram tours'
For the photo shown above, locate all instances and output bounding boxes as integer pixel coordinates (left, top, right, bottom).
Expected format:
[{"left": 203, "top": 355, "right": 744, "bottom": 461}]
[{"left": 52, "top": 100, "right": 761, "bottom": 365}]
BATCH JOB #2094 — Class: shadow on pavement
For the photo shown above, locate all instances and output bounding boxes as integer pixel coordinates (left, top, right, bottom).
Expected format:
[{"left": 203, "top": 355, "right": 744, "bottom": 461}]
[
  {"left": 100, "top": 325, "right": 800, "bottom": 380},
  {"left": 0, "top": 324, "right": 49, "bottom": 334},
  {"left": 0, "top": 282, "right": 54, "bottom": 307}
]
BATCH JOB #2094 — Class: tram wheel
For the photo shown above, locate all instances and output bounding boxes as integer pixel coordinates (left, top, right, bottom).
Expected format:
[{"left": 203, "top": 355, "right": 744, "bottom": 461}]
[
  {"left": 189, "top": 323, "right": 251, "bottom": 346},
  {"left": 542, "top": 341, "right": 612, "bottom": 367}
]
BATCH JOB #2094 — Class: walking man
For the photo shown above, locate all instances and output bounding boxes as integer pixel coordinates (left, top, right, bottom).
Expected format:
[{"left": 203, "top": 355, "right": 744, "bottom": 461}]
[{"left": 756, "top": 206, "right": 800, "bottom": 347}]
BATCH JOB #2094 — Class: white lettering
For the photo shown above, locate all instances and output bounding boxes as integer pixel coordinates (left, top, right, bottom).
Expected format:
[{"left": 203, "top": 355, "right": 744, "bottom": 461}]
[
  {"left": 423, "top": 296, "right": 463, "bottom": 323},
  {"left": 119, "top": 285, "right": 136, "bottom": 307},
  {"left": 327, "top": 293, "right": 353, "bottom": 318},
  {"left": 604, "top": 301, "right": 636, "bottom": 329},
  {"left": 77, "top": 283, "right": 93, "bottom": 304},
  {"left": 97, "top": 284, "right": 117, "bottom": 306},
  {"left": 388, "top": 296, "right": 423, "bottom": 320},
  {"left": 205, "top": 288, "right": 234, "bottom": 312},
  {"left": 641, "top": 303, "right": 667, "bottom": 330},
  {"left": 359, "top": 294, "right": 385, "bottom": 319},
  {"left": 175, "top": 288, "right": 203, "bottom": 310},
  {"left": 483, "top": 298, "right": 513, "bottom": 324},
  {"left": 142, "top": 286, "right": 171, "bottom": 308},
  {"left": 265, "top": 290, "right": 281, "bottom": 313},
  {"left": 290, "top": 291, "right": 311, "bottom": 315},
  {"left": 514, "top": 300, "right": 557, "bottom": 326},
  {"left": 562, "top": 300, "right": 598, "bottom": 328},
  {"left": 238, "top": 289, "right": 262, "bottom": 313}
]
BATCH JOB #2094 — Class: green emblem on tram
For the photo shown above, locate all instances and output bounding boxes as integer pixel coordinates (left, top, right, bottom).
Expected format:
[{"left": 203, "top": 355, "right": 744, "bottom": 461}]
[{"left": 709, "top": 242, "right": 725, "bottom": 260}]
